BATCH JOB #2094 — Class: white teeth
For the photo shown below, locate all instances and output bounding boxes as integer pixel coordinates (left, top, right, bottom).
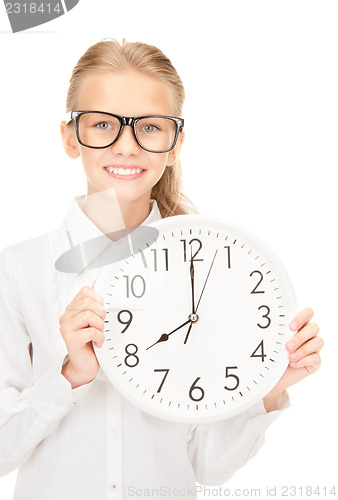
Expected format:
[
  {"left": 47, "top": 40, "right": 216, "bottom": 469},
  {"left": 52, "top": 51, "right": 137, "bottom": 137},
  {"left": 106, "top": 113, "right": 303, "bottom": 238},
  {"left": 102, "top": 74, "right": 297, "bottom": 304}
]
[{"left": 106, "top": 167, "right": 144, "bottom": 175}]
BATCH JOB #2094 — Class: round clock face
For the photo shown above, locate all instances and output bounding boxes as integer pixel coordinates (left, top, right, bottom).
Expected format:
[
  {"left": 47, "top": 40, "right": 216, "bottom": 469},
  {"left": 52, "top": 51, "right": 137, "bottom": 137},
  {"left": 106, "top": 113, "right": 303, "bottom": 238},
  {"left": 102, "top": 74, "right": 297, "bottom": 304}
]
[{"left": 94, "top": 214, "right": 297, "bottom": 423}]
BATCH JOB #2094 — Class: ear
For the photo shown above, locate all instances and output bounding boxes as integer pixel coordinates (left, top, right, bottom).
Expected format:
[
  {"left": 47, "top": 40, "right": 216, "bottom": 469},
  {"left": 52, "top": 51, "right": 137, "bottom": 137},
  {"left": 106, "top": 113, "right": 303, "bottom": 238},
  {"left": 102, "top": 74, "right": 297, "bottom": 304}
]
[
  {"left": 60, "top": 121, "right": 80, "bottom": 159},
  {"left": 167, "top": 130, "right": 185, "bottom": 167}
]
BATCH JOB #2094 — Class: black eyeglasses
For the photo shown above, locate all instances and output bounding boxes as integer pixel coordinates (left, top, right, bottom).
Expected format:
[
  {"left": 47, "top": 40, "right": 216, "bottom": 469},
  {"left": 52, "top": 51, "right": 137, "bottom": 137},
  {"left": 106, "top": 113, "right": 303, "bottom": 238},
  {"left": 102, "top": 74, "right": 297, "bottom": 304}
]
[{"left": 66, "top": 111, "right": 184, "bottom": 153}]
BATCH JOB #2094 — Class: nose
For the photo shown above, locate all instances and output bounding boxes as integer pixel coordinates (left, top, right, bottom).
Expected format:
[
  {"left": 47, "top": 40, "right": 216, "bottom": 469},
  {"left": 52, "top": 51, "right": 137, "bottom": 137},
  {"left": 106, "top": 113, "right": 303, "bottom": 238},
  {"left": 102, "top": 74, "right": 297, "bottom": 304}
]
[{"left": 111, "top": 124, "right": 140, "bottom": 155}]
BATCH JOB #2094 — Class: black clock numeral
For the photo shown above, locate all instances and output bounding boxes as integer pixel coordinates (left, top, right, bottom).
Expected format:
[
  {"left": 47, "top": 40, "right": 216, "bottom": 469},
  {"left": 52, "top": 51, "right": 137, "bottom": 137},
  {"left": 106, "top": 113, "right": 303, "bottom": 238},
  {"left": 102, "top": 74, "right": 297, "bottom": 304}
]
[
  {"left": 250, "top": 270, "right": 265, "bottom": 294},
  {"left": 224, "top": 246, "right": 231, "bottom": 268},
  {"left": 124, "top": 344, "right": 139, "bottom": 367},
  {"left": 224, "top": 366, "right": 240, "bottom": 391},
  {"left": 189, "top": 377, "right": 205, "bottom": 401},
  {"left": 181, "top": 238, "right": 203, "bottom": 262},
  {"left": 123, "top": 275, "right": 146, "bottom": 298},
  {"left": 250, "top": 340, "right": 266, "bottom": 362},
  {"left": 117, "top": 309, "right": 133, "bottom": 333},
  {"left": 154, "top": 369, "right": 169, "bottom": 393},
  {"left": 257, "top": 305, "right": 271, "bottom": 329},
  {"left": 150, "top": 248, "right": 169, "bottom": 271}
]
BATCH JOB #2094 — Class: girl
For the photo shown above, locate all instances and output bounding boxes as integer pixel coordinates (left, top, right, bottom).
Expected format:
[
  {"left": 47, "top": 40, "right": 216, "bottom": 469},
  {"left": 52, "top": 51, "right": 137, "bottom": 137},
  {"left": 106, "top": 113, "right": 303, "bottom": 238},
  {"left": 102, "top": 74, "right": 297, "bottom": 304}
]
[{"left": 0, "top": 39, "right": 323, "bottom": 500}]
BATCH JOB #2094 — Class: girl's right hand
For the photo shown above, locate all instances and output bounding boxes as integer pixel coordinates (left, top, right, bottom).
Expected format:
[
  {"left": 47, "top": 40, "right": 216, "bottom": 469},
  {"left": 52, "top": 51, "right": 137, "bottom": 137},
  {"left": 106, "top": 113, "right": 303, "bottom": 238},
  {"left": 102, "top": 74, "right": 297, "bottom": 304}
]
[{"left": 59, "top": 285, "right": 106, "bottom": 389}]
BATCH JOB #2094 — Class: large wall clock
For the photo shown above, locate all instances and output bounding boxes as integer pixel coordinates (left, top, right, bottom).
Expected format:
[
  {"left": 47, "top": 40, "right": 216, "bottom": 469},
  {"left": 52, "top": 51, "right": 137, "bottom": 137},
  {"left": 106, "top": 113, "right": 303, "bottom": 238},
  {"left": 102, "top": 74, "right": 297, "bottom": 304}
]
[{"left": 94, "top": 214, "right": 297, "bottom": 423}]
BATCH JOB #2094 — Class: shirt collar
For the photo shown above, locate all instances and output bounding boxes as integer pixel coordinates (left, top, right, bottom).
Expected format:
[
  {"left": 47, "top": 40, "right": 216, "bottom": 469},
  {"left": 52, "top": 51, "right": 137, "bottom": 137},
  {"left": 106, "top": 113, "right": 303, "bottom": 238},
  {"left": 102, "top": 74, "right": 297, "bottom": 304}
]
[{"left": 63, "top": 195, "right": 162, "bottom": 247}]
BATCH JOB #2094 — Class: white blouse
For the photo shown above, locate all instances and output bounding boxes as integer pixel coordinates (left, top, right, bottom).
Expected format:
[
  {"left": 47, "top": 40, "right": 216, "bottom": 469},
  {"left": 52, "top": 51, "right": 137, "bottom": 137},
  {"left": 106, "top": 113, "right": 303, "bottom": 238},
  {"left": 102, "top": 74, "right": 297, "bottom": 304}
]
[{"left": 0, "top": 197, "right": 289, "bottom": 500}]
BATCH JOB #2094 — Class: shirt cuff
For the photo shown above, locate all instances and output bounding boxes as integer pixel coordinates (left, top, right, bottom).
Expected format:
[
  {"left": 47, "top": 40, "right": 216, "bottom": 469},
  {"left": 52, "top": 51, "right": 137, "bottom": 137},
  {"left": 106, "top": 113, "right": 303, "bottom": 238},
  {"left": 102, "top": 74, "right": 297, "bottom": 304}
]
[
  {"left": 233, "top": 390, "right": 291, "bottom": 440},
  {"left": 28, "top": 364, "right": 96, "bottom": 424}
]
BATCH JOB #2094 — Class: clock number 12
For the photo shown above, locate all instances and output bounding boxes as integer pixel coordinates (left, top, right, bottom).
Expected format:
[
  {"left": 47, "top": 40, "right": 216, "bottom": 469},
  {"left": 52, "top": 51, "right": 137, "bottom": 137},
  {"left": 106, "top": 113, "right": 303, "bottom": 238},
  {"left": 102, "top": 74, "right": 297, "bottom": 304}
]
[{"left": 181, "top": 238, "right": 203, "bottom": 262}]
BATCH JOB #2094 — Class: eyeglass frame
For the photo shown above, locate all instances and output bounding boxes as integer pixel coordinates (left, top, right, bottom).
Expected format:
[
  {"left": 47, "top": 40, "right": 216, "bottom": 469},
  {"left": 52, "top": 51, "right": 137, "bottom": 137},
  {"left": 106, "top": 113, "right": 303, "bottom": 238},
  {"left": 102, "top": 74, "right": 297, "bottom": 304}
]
[{"left": 66, "top": 110, "right": 184, "bottom": 153}]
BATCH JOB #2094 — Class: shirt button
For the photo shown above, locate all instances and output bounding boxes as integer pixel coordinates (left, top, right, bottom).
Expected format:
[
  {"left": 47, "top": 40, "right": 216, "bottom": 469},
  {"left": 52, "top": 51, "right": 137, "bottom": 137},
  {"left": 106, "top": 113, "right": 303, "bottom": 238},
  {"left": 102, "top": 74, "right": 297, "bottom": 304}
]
[
  {"left": 109, "top": 430, "right": 118, "bottom": 438},
  {"left": 110, "top": 483, "right": 118, "bottom": 491}
]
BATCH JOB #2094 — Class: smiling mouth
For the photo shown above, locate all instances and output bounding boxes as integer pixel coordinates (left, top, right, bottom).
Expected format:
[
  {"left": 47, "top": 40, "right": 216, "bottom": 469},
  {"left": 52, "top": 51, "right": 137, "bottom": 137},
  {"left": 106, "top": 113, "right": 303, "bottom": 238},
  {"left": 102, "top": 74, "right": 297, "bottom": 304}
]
[{"left": 104, "top": 166, "right": 145, "bottom": 178}]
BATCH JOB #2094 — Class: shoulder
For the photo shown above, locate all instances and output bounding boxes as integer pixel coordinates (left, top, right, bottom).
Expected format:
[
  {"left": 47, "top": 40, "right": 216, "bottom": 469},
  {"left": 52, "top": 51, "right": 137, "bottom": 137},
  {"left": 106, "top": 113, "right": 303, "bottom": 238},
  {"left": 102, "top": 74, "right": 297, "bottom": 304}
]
[{"left": 0, "top": 228, "right": 63, "bottom": 275}]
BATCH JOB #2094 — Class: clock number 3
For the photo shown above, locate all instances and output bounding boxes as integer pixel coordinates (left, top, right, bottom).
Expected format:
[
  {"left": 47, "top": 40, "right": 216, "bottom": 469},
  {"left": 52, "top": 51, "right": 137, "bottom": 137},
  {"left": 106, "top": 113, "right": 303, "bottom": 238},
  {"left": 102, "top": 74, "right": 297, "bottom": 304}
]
[{"left": 257, "top": 305, "right": 271, "bottom": 329}]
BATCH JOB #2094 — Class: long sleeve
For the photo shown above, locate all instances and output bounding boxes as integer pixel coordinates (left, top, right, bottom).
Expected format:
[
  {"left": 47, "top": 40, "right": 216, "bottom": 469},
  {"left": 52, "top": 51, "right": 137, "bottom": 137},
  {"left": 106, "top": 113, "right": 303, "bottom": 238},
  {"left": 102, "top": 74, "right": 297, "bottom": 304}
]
[
  {"left": 188, "top": 391, "right": 290, "bottom": 485},
  {"left": 0, "top": 248, "right": 90, "bottom": 476}
]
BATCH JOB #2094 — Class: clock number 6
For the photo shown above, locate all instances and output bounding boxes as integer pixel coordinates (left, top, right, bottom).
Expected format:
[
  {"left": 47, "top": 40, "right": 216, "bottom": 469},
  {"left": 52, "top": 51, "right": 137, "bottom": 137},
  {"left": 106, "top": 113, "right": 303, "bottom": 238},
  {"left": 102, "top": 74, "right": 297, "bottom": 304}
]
[
  {"left": 189, "top": 377, "right": 205, "bottom": 402},
  {"left": 224, "top": 366, "right": 240, "bottom": 391}
]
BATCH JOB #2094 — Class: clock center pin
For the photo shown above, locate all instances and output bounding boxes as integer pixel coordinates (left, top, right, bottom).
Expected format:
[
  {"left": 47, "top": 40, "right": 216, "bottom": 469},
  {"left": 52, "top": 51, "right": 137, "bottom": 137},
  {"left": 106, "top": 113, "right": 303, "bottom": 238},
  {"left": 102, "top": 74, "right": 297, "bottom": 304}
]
[{"left": 189, "top": 313, "right": 199, "bottom": 323}]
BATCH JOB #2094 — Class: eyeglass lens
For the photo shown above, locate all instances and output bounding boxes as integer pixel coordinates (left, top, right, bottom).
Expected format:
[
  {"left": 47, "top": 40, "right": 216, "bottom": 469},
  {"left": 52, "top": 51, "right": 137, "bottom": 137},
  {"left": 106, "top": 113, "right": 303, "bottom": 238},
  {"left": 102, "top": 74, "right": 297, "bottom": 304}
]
[{"left": 77, "top": 113, "right": 177, "bottom": 152}]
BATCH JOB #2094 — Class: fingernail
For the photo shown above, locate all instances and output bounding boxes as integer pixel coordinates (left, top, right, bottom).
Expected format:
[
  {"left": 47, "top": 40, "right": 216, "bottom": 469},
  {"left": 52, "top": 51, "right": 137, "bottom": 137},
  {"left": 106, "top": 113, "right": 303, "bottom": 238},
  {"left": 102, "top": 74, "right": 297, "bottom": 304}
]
[
  {"left": 290, "top": 321, "right": 298, "bottom": 331},
  {"left": 286, "top": 342, "right": 296, "bottom": 351}
]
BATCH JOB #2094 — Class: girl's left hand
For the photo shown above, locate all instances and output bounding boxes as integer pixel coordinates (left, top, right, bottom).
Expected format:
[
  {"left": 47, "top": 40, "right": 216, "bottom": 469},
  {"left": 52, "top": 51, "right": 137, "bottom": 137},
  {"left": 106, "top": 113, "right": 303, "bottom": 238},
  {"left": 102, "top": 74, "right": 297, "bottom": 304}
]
[{"left": 263, "top": 307, "right": 323, "bottom": 411}]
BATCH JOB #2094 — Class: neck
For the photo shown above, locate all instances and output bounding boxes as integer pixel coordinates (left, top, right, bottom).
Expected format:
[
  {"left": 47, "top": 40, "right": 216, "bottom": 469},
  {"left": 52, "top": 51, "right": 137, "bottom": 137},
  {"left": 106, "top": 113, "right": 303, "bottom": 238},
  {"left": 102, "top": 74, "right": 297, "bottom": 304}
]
[{"left": 81, "top": 189, "right": 152, "bottom": 241}]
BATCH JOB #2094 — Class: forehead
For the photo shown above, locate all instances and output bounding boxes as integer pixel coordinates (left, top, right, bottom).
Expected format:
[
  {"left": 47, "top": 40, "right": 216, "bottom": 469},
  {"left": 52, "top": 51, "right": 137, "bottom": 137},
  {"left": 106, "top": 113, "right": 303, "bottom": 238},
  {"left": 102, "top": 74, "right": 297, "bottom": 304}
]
[{"left": 74, "top": 71, "right": 175, "bottom": 116}]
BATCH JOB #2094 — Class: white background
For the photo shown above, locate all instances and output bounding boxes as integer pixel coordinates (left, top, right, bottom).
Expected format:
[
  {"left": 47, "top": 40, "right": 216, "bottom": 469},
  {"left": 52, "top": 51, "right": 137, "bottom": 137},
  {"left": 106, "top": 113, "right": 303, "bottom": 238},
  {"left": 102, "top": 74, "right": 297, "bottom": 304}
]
[{"left": 0, "top": 1, "right": 336, "bottom": 498}]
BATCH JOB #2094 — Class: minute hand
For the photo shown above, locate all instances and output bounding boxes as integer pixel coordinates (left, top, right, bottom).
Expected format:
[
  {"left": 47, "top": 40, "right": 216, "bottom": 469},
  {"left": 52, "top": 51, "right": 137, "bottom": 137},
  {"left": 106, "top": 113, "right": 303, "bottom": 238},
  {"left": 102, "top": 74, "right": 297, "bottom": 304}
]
[{"left": 183, "top": 249, "right": 218, "bottom": 345}]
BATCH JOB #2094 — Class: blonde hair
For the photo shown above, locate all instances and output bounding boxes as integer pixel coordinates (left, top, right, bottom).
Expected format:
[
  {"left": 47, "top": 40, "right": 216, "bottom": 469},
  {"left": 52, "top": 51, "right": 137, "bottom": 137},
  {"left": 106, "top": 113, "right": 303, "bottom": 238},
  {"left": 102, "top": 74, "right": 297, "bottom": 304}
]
[{"left": 66, "top": 39, "right": 198, "bottom": 218}]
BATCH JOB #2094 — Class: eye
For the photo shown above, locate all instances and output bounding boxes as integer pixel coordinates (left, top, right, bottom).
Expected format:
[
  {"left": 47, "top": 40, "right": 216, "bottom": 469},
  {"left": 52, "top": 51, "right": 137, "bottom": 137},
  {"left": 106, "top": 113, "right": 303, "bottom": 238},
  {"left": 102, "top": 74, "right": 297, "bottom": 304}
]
[
  {"left": 95, "top": 122, "right": 113, "bottom": 130},
  {"left": 142, "top": 124, "right": 159, "bottom": 133}
]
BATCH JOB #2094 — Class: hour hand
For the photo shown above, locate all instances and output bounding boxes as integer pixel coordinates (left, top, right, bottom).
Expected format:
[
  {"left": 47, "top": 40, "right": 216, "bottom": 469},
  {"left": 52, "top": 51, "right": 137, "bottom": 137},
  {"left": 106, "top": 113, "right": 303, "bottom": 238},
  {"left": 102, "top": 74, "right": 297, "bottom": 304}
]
[{"left": 146, "top": 319, "right": 191, "bottom": 350}]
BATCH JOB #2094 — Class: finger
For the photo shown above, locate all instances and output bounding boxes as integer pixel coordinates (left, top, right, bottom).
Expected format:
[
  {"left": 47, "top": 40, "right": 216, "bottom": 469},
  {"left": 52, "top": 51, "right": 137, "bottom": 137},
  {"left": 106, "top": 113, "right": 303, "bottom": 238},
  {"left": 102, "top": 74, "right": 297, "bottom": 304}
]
[
  {"left": 68, "top": 327, "right": 106, "bottom": 350},
  {"left": 80, "top": 327, "right": 105, "bottom": 347},
  {"left": 288, "top": 336, "right": 324, "bottom": 363},
  {"left": 60, "top": 298, "right": 106, "bottom": 325},
  {"left": 61, "top": 310, "right": 105, "bottom": 334},
  {"left": 67, "top": 296, "right": 106, "bottom": 318},
  {"left": 286, "top": 322, "right": 320, "bottom": 352},
  {"left": 289, "top": 307, "right": 314, "bottom": 332},
  {"left": 289, "top": 352, "right": 322, "bottom": 373},
  {"left": 66, "top": 286, "right": 104, "bottom": 310}
]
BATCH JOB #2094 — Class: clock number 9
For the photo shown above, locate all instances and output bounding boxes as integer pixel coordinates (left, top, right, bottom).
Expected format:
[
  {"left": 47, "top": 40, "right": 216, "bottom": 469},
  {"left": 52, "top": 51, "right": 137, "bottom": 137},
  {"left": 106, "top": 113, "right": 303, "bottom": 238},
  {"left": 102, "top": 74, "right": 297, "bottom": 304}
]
[
  {"left": 224, "top": 366, "right": 240, "bottom": 391},
  {"left": 189, "top": 377, "right": 205, "bottom": 401},
  {"left": 124, "top": 344, "right": 139, "bottom": 367},
  {"left": 117, "top": 309, "right": 133, "bottom": 333}
]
